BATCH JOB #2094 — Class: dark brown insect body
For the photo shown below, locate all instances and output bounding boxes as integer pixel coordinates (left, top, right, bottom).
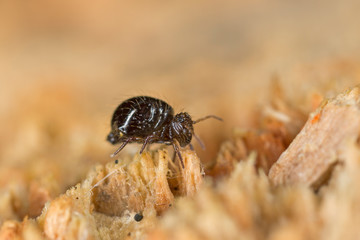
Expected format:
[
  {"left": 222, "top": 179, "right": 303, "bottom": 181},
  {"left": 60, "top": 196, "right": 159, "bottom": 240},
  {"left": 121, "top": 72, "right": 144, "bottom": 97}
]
[{"left": 107, "top": 96, "right": 221, "bottom": 168}]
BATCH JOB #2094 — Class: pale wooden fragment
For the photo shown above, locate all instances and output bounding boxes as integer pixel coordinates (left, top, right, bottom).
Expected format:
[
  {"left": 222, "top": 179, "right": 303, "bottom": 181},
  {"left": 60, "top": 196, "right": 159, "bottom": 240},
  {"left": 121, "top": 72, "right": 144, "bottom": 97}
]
[
  {"left": 269, "top": 86, "right": 360, "bottom": 187},
  {"left": 34, "top": 149, "right": 203, "bottom": 239},
  {"left": 179, "top": 149, "right": 203, "bottom": 197}
]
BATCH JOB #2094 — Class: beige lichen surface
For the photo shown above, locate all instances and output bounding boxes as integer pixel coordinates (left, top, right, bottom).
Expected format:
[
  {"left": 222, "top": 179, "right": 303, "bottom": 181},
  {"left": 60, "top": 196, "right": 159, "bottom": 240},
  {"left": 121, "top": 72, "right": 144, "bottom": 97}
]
[
  {"left": 319, "top": 141, "right": 360, "bottom": 240},
  {"left": 4, "top": 141, "right": 360, "bottom": 240},
  {"left": 0, "top": 218, "right": 43, "bottom": 240},
  {"left": 269, "top": 86, "right": 360, "bottom": 187},
  {"left": 0, "top": 167, "right": 60, "bottom": 225},
  {"left": 0, "top": 85, "right": 107, "bottom": 226},
  {"left": 147, "top": 155, "right": 320, "bottom": 240},
  {"left": 146, "top": 139, "right": 360, "bottom": 240},
  {"left": 0, "top": 149, "right": 203, "bottom": 240},
  {"left": 210, "top": 81, "right": 307, "bottom": 177},
  {"left": 4, "top": 86, "right": 360, "bottom": 239},
  {"left": 92, "top": 149, "right": 202, "bottom": 217}
]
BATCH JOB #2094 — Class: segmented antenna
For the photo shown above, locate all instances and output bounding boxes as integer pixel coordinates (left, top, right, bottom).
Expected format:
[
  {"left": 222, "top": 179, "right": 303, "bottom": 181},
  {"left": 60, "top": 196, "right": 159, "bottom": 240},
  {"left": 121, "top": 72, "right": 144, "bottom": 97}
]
[{"left": 193, "top": 115, "right": 223, "bottom": 124}]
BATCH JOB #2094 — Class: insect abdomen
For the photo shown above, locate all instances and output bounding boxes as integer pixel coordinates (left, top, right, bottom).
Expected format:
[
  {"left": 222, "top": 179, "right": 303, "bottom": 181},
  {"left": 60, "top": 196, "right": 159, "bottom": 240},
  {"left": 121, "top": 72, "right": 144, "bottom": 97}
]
[{"left": 111, "top": 96, "right": 174, "bottom": 137}]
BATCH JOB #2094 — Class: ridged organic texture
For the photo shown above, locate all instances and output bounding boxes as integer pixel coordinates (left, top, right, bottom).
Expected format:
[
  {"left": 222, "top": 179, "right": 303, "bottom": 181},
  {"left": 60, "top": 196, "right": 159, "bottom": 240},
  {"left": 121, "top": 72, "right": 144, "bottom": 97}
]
[{"left": 269, "top": 86, "right": 360, "bottom": 188}]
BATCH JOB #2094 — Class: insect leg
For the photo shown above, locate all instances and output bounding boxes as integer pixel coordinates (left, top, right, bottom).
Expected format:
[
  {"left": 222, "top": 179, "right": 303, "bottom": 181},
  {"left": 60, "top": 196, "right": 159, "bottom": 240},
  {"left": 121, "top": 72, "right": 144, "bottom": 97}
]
[
  {"left": 193, "top": 115, "right": 223, "bottom": 124},
  {"left": 172, "top": 142, "right": 185, "bottom": 168},
  {"left": 139, "top": 135, "right": 155, "bottom": 154},
  {"left": 110, "top": 138, "right": 133, "bottom": 157}
]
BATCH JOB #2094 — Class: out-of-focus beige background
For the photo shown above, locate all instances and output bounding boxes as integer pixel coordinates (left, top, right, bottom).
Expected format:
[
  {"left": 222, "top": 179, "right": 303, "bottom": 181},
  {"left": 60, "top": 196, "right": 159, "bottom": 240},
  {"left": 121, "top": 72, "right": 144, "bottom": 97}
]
[{"left": 1, "top": 0, "right": 360, "bottom": 195}]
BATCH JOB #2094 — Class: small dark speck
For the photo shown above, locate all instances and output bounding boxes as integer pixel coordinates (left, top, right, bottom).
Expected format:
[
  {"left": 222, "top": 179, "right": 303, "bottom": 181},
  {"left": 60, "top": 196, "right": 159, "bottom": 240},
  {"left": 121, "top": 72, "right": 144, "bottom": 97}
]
[
  {"left": 127, "top": 232, "right": 131, "bottom": 236},
  {"left": 169, "top": 204, "right": 172, "bottom": 207},
  {"left": 174, "top": 186, "right": 179, "bottom": 191},
  {"left": 76, "top": 197, "right": 79, "bottom": 200},
  {"left": 134, "top": 213, "right": 143, "bottom": 222},
  {"left": 115, "top": 159, "right": 119, "bottom": 164}
]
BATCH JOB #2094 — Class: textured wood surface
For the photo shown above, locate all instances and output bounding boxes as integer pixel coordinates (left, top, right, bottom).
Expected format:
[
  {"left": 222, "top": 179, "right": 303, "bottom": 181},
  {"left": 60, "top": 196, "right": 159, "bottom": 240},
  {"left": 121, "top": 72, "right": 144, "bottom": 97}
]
[{"left": 269, "top": 86, "right": 360, "bottom": 187}]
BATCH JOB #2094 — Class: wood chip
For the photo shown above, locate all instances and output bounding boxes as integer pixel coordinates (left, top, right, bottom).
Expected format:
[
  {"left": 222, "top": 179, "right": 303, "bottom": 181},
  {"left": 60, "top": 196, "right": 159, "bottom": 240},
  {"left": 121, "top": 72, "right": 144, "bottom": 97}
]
[{"left": 269, "top": 86, "right": 360, "bottom": 187}]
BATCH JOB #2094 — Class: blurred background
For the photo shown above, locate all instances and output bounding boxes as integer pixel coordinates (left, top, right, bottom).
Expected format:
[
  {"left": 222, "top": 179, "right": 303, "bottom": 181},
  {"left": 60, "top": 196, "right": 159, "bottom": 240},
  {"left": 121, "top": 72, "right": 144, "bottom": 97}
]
[{"left": 1, "top": 0, "right": 360, "bottom": 221}]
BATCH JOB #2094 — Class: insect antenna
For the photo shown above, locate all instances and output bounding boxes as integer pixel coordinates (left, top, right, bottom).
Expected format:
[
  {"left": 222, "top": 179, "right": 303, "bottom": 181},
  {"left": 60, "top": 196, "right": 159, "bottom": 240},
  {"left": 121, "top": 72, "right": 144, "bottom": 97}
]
[
  {"left": 192, "top": 132, "right": 205, "bottom": 150},
  {"left": 193, "top": 115, "right": 223, "bottom": 124}
]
